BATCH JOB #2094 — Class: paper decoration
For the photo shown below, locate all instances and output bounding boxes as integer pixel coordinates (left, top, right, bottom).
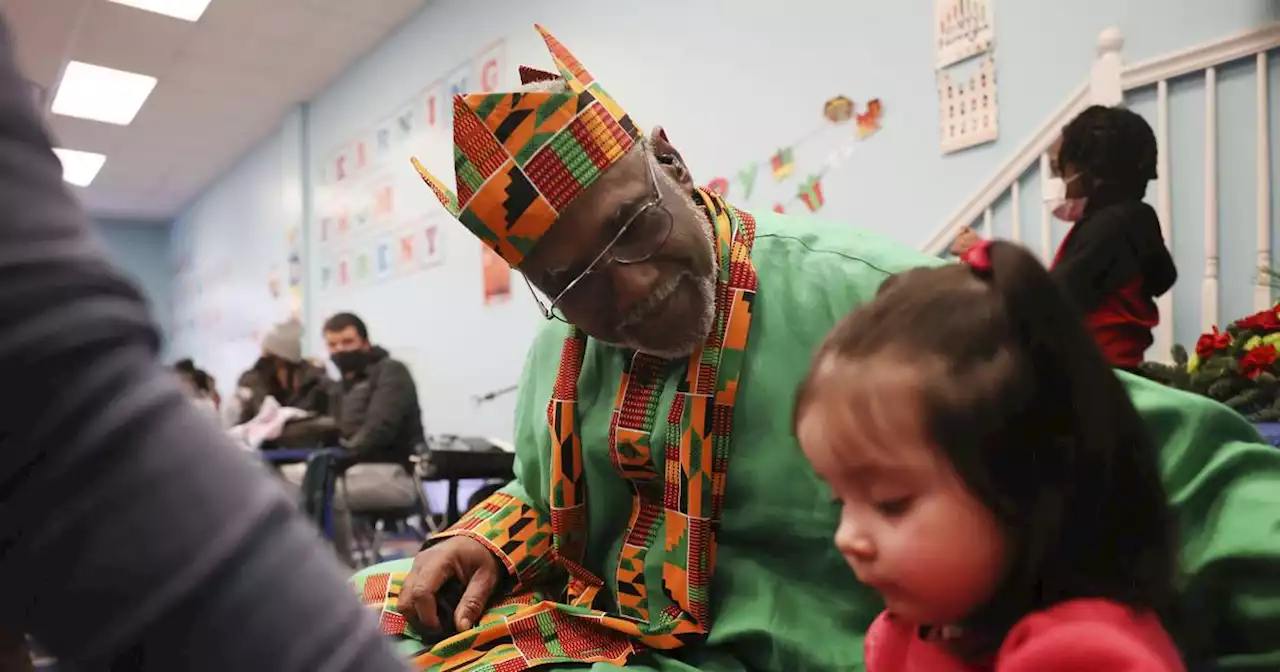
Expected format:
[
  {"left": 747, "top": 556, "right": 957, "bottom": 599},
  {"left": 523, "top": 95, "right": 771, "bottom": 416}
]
[
  {"left": 424, "top": 83, "right": 444, "bottom": 130},
  {"left": 697, "top": 95, "right": 886, "bottom": 213},
  {"left": 309, "top": 43, "right": 503, "bottom": 299},
  {"left": 705, "top": 177, "right": 729, "bottom": 197},
  {"left": 770, "top": 148, "right": 795, "bottom": 181},
  {"left": 856, "top": 99, "right": 884, "bottom": 139},
  {"left": 481, "top": 245, "right": 511, "bottom": 305},
  {"left": 375, "top": 236, "right": 394, "bottom": 281},
  {"left": 938, "top": 55, "right": 998, "bottom": 154},
  {"left": 824, "top": 96, "right": 855, "bottom": 124},
  {"left": 324, "top": 213, "right": 448, "bottom": 292},
  {"left": 797, "top": 175, "right": 825, "bottom": 212},
  {"left": 737, "top": 165, "right": 759, "bottom": 201},
  {"left": 475, "top": 41, "right": 506, "bottom": 93},
  {"left": 773, "top": 204, "right": 786, "bottom": 214},
  {"left": 935, "top": 0, "right": 994, "bottom": 69},
  {"left": 312, "top": 39, "right": 507, "bottom": 297}
]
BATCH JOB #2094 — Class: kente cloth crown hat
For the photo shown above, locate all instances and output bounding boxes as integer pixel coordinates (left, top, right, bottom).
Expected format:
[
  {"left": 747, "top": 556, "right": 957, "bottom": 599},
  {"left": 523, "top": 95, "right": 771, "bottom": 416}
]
[{"left": 411, "top": 25, "right": 644, "bottom": 268}]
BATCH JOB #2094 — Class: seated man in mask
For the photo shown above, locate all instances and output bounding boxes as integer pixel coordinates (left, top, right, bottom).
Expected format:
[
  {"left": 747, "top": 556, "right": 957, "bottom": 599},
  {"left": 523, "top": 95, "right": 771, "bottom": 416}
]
[
  {"left": 322, "top": 311, "right": 424, "bottom": 514},
  {"left": 353, "top": 25, "right": 1280, "bottom": 672}
]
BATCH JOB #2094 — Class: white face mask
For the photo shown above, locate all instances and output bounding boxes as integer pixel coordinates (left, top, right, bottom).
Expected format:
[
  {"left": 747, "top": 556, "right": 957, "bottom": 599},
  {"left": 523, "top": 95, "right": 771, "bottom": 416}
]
[{"left": 1042, "top": 174, "right": 1087, "bottom": 222}]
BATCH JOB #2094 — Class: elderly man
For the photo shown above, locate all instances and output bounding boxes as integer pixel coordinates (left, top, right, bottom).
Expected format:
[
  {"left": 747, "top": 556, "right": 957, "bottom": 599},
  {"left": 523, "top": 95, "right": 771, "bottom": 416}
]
[{"left": 352, "top": 25, "right": 1280, "bottom": 671}]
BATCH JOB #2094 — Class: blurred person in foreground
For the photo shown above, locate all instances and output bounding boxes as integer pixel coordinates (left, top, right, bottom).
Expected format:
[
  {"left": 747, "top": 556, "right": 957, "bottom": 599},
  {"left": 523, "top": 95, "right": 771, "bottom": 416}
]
[
  {"left": 0, "top": 13, "right": 407, "bottom": 671},
  {"left": 356, "top": 25, "right": 1280, "bottom": 672}
]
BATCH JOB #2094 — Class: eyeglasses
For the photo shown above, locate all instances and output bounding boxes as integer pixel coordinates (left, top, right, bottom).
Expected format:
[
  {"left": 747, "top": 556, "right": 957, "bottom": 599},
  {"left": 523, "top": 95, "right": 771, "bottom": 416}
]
[{"left": 525, "top": 146, "right": 674, "bottom": 322}]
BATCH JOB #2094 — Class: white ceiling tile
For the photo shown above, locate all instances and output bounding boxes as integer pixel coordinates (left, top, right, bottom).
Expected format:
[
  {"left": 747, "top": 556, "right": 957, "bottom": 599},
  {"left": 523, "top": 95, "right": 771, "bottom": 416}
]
[
  {"left": 3, "top": 0, "right": 425, "bottom": 218},
  {"left": 73, "top": 1, "right": 195, "bottom": 77},
  {"left": 199, "top": 0, "right": 318, "bottom": 45},
  {"left": 300, "top": 0, "right": 427, "bottom": 27},
  {"left": 2, "top": 0, "right": 85, "bottom": 86}
]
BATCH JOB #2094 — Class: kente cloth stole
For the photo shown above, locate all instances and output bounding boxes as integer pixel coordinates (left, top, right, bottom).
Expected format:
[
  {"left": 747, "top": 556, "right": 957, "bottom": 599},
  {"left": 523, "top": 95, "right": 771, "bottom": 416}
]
[
  {"left": 548, "top": 187, "right": 758, "bottom": 637},
  {"left": 354, "top": 191, "right": 759, "bottom": 672}
]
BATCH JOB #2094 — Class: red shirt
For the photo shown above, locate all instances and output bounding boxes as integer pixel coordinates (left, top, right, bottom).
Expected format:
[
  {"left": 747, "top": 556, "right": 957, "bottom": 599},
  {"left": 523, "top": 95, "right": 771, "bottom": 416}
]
[{"left": 864, "top": 599, "right": 1184, "bottom": 671}]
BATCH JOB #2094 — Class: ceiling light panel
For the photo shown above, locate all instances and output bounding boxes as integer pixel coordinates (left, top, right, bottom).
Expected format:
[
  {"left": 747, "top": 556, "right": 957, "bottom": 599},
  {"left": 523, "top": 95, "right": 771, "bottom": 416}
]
[
  {"left": 52, "top": 148, "right": 107, "bottom": 187},
  {"left": 51, "top": 61, "right": 158, "bottom": 125},
  {"left": 106, "top": 0, "right": 213, "bottom": 22}
]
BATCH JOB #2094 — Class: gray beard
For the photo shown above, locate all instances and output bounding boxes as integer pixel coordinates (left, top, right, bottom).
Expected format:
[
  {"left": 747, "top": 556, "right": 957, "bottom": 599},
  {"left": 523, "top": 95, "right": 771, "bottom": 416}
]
[
  {"left": 607, "top": 270, "right": 717, "bottom": 359},
  {"left": 607, "top": 172, "right": 719, "bottom": 360}
]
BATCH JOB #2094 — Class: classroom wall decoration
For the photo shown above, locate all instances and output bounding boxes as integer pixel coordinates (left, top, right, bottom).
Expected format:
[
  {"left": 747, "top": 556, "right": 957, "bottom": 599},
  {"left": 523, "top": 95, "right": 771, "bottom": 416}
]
[
  {"left": 935, "top": 0, "right": 994, "bottom": 69},
  {"left": 934, "top": 0, "right": 998, "bottom": 154},
  {"left": 702, "top": 94, "right": 884, "bottom": 215},
  {"left": 481, "top": 245, "right": 512, "bottom": 305},
  {"left": 938, "top": 55, "right": 999, "bottom": 154},
  {"left": 311, "top": 41, "right": 505, "bottom": 299}
]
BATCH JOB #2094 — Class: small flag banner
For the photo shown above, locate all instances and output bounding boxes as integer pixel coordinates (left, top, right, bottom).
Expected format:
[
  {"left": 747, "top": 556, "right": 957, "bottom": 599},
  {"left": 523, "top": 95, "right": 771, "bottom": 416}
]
[{"left": 701, "top": 95, "right": 884, "bottom": 215}]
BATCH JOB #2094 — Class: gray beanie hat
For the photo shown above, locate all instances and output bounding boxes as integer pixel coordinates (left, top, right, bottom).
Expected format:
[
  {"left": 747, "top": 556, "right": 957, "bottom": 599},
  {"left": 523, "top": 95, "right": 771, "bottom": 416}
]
[{"left": 261, "top": 319, "right": 303, "bottom": 363}]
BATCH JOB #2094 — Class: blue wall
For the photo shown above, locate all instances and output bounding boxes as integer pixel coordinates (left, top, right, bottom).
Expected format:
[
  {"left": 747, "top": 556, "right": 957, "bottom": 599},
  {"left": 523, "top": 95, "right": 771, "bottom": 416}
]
[
  {"left": 166, "top": 108, "right": 306, "bottom": 394},
  {"left": 165, "top": 0, "right": 1280, "bottom": 439},
  {"left": 94, "top": 218, "right": 173, "bottom": 352}
]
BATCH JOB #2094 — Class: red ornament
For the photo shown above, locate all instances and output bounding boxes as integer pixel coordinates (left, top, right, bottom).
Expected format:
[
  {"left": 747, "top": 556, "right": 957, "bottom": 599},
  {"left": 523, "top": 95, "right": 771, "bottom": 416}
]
[
  {"left": 1194, "top": 326, "right": 1231, "bottom": 359},
  {"left": 1241, "top": 344, "right": 1279, "bottom": 379},
  {"left": 1234, "top": 307, "right": 1280, "bottom": 333}
]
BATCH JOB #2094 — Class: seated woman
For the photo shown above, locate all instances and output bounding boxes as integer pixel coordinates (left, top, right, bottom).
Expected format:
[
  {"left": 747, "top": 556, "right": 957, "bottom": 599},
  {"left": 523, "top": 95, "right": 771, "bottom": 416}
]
[
  {"left": 226, "top": 319, "right": 333, "bottom": 428},
  {"left": 952, "top": 105, "right": 1176, "bottom": 372}
]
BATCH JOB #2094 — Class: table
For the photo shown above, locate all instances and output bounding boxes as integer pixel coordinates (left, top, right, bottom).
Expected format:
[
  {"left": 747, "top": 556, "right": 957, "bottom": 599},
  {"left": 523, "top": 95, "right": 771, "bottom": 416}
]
[{"left": 421, "top": 449, "right": 516, "bottom": 525}]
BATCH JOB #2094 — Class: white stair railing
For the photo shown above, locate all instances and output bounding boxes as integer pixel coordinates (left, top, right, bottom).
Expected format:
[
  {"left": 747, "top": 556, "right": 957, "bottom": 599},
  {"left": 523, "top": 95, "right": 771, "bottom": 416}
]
[{"left": 923, "top": 23, "right": 1280, "bottom": 360}]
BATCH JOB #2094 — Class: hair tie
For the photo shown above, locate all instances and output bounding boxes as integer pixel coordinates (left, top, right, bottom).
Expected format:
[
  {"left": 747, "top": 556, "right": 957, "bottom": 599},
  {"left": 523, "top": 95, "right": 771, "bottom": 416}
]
[{"left": 961, "top": 239, "right": 994, "bottom": 274}]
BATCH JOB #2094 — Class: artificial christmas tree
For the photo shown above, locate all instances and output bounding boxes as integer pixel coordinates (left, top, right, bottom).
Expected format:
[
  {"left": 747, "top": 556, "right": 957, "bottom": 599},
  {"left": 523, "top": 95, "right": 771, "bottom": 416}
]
[{"left": 1141, "top": 303, "right": 1280, "bottom": 421}]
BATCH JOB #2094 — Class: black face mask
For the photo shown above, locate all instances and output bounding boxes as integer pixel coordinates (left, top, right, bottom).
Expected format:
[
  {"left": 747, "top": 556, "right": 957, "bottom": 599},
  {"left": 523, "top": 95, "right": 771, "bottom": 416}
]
[{"left": 331, "top": 350, "right": 370, "bottom": 375}]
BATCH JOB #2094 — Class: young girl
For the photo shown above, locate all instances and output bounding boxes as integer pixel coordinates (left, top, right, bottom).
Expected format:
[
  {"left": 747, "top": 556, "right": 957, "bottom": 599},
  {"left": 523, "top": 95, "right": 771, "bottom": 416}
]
[
  {"left": 795, "top": 240, "right": 1183, "bottom": 671},
  {"left": 951, "top": 105, "right": 1177, "bottom": 373}
]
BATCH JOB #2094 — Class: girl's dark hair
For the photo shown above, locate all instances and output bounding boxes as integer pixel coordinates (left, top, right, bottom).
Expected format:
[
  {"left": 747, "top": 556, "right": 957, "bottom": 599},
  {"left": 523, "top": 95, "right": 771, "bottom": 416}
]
[
  {"left": 1058, "top": 105, "right": 1157, "bottom": 201},
  {"left": 796, "top": 241, "right": 1177, "bottom": 660}
]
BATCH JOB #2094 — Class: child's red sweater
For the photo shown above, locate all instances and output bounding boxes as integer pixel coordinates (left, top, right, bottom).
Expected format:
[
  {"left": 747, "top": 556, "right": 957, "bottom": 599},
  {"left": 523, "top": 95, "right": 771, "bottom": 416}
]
[{"left": 864, "top": 599, "right": 1184, "bottom": 671}]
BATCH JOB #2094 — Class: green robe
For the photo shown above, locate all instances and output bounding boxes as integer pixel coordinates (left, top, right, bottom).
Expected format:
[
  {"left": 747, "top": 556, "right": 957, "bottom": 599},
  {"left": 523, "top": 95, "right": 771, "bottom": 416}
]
[{"left": 353, "top": 209, "right": 1280, "bottom": 671}]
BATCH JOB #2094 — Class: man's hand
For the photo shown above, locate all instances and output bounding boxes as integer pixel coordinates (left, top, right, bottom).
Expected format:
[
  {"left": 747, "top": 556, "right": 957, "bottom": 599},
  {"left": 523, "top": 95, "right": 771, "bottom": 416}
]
[
  {"left": 949, "top": 226, "right": 983, "bottom": 257},
  {"left": 397, "top": 536, "right": 502, "bottom": 632}
]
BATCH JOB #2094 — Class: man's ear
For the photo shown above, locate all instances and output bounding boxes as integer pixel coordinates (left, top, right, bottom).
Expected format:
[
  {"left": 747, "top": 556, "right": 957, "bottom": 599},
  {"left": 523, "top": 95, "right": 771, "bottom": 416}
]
[{"left": 649, "top": 125, "right": 693, "bottom": 189}]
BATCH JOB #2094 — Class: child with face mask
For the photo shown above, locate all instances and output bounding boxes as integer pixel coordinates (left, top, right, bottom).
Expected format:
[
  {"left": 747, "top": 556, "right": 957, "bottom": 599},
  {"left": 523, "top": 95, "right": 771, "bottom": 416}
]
[
  {"left": 796, "top": 240, "right": 1183, "bottom": 671},
  {"left": 952, "top": 105, "right": 1176, "bottom": 371}
]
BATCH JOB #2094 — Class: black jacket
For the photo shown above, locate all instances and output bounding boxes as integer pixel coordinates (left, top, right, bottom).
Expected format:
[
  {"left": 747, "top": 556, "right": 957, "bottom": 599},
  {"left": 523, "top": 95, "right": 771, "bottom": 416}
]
[
  {"left": 234, "top": 357, "right": 333, "bottom": 425},
  {"left": 1051, "top": 198, "right": 1177, "bottom": 312},
  {"left": 334, "top": 347, "right": 424, "bottom": 465}
]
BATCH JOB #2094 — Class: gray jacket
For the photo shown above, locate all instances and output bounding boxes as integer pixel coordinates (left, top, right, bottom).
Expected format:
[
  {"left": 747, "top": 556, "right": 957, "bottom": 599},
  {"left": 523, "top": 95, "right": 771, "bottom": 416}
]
[{"left": 334, "top": 346, "right": 424, "bottom": 465}]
